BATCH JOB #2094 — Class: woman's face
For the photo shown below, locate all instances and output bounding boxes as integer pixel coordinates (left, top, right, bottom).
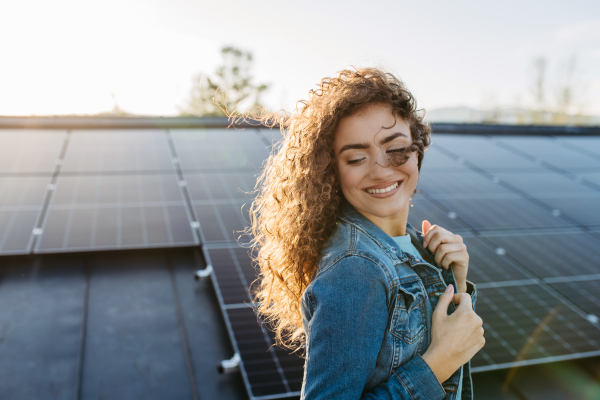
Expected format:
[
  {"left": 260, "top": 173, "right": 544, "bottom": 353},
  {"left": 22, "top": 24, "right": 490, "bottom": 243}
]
[{"left": 334, "top": 103, "right": 419, "bottom": 229}]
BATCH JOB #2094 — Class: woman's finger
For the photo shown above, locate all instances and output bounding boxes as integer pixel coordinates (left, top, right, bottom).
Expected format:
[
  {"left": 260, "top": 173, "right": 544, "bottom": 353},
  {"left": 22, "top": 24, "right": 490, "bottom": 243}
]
[
  {"left": 439, "top": 250, "right": 465, "bottom": 270},
  {"left": 426, "top": 230, "right": 455, "bottom": 253},
  {"left": 422, "top": 220, "right": 432, "bottom": 235},
  {"left": 434, "top": 242, "right": 466, "bottom": 266}
]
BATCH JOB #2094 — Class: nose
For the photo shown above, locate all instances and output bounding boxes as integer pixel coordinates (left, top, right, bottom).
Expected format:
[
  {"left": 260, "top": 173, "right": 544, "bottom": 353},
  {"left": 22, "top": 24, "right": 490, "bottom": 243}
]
[{"left": 369, "top": 153, "right": 395, "bottom": 181}]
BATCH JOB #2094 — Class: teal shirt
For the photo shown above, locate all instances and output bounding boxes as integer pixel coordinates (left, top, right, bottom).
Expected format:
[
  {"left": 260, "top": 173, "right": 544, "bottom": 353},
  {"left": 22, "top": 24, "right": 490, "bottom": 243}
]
[{"left": 392, "top": 234, "right": 464, "bottom": 398}]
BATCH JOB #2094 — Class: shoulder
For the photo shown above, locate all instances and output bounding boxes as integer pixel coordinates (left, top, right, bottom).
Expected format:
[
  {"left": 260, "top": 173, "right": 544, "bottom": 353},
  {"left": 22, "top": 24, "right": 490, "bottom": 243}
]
[{"left": 315, "top": 219, "right": 396, "bottom": 286}]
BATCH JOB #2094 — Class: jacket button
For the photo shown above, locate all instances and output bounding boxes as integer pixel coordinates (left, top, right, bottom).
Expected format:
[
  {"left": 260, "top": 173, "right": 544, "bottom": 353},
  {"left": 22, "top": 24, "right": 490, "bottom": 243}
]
[{"left": 415, "top": 258, "right": 421, "bottom": 262}]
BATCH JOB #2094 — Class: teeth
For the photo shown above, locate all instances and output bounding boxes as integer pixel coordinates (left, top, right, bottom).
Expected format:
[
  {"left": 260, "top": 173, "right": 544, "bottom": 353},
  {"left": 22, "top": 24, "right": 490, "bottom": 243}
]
[{"left": 366, "top": 182, "right": 398, "bottom": 194}]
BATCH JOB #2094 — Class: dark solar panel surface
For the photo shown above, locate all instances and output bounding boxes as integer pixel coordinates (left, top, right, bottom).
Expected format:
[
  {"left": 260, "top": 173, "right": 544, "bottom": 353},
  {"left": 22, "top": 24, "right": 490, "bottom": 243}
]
[
  {"left": 227, "top": 307, "right": 304, "bottom": 398},
  {"left": 171, "top": 129, "right": 270, "bottom": 171},
  {"left": 62, "top": 130, "right": 175, "bottom": 172},
  {"left": 407, "top": 195, "right": 470, "bottom": 233},
  {"left": 547, "top": 278, "right": 600, "bottom": 322},
  {"left": 0, "top": 129, "right": 66, "bottom": 173},
  {"left": 37, "top": 174, "right": 197, "bottom": 252},
  {"left": 432, "top": 197, "right": 575, "bottom": 231},
  {"left": 0, "top": 177, "right": 50, "bottom": 254},
  {"left": 461, "top": 236, "right": 533, "bottom": 284},
  {"left": 494, "top": 136, "right": 600, "bottom": 170},
  {"left": 432, "top": 135, "right": 546, "bottom": 171},
  {"left": 472, "top": 283, "right": 600, "bottom": 370},
  {"left": 481, "top": 231, "right": 600, "bottom": 279}
]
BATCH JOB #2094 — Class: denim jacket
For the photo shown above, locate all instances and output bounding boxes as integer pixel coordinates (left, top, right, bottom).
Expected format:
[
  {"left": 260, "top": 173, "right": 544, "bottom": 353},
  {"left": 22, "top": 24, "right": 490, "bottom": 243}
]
[{"left": 300, "top": 200, "right": 477, "bottom": 400}]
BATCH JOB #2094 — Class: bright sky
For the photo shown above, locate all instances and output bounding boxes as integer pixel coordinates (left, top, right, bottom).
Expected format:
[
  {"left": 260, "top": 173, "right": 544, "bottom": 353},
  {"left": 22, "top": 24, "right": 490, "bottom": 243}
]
[{"left": 1, "top": 0, "right": 599, "bottom": 116}]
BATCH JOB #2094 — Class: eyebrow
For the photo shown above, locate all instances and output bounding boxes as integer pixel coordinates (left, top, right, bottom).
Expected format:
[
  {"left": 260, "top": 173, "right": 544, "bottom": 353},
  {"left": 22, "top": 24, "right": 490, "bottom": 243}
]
[{"left": 337, "top": 132, "right": 408, "bottom": 155}]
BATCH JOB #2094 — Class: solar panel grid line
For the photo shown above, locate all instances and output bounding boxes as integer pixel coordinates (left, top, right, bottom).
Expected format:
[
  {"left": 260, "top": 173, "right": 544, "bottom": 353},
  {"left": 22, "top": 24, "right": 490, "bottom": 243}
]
[
  {"left": 28, "top": 130, "right": 73, "bottom": 253},
  {"left": 477, "top": 225, "right": 586, "bottom": 237},
  {"left": 135, "top": 175, "right": 149, "bottom": 246},
  {"left": 544, "top": 274, "right": 600, "bottom": 284},
  {"left": 556, "top": 138, "right": 600, "bottom": 161},
  {"left": 476, "top": 279, "right": 541, "bottom": 289},
  {"left": 197, "top": 174, "right": 240, "bottom": 243},
  {"left": 471, "top": 350, "right": 600, "bottom": 373},
  {"left": 225, "top": 302, "right": 259, "bottom": 309},
  {"left": 165, "top": 129, "right": 216, "bottom": 244}
]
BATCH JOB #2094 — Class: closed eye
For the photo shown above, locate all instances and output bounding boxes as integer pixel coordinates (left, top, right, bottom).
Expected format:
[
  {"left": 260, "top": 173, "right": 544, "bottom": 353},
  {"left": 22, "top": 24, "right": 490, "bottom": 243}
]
[
  {"left": 347, "top": 158, "right": 365, "bottom": 165},
  {"left": 387, "top": 147, "right": 409, "bottom": 153}
]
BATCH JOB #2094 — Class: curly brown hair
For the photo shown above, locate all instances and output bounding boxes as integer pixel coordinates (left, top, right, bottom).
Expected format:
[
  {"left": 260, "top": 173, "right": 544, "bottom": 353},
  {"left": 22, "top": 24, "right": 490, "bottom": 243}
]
[{"left": 248, "top": 67, "right": 431, "bottom": 351}]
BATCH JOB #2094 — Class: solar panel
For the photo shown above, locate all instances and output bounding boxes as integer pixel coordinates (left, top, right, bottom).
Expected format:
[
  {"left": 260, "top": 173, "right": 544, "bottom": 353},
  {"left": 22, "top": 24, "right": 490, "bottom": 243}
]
[
  {"left": 432, "top": 135, "right": 545, "bottom": 171},
  {"left": 546, "top": 278, "right": 600, "bottom": 322},
  {"left": 207, "top": 247, "right": 256, "bottom": 305},
  {"left": 480, "top": 231, "right": 600, "bottom": 279},
  {"left": 184, "top": 172, "right": 257, "bottom": 201},
  {"left": 557, "top": 137, "right": 600, "bottom": 159},
  {"left": 0, "top": 177, "right": 51, "bottom": 254},
  {"left": 227, "top": 307, "right": 303, "bottom": 399},
  {"left": 203, "top": 246, "right": 303, "bottom": 399},
  {"left": 471, "top": 283, "right": 600, "bottom": 371},
  {"left": 407, "top": 195, "right": 470, "bottom": 233},
  {"left": 36, "top": 174, "right": 197, "bottom": 253},
  {"left": 205, "top": 243, "right": 600, "bottom": 398},
  {"left": 193, "top": 203, "right": 250, "bottom": 244},
  {"left": 578, "top": 173, "right": 600, "bottom": 188},
  {"left": 171, "top": 129, "right": 270, "bottom": 171},
  {"left": 420, "top": 146, "right": 471, "bottom": 173},
  {"left": 420, "top": 172, "right": 517, "bottom": 199},
  {"left": 529, "top": 195, "right": 600, "bottom": 227},
  {"left": 257, "top": 127, "right": 283, "bottom": 148},
  {"left": 493, "top": 136, "right": 600, "bottom": 171},
  {"left": 432, "top": 197, "right": 575, "bottom": 231},
  {"left": 3, "top": 125, "right": 600, "bottom": 399},
  {"left": 0, "top": 129, "right": 66, "bottom": 173},
  {"left": 462, "top": 236, "right": 534, "bottom": 284},
  {"left": 62, "top": 130, "right": 175, "bottom": 172},
  {"left": 495, "top": 172, "right": 597, "bottom": 196}
]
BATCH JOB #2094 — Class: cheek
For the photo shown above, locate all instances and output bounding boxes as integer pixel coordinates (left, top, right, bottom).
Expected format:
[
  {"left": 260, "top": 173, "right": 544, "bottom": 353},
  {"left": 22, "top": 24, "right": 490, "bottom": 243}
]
[{"left": 337, "top": 164, "right": 363, "bottom": 193}]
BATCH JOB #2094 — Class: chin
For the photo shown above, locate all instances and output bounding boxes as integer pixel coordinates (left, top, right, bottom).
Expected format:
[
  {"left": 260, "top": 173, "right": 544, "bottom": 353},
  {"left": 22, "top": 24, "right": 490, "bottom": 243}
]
[{"left": 360, "top": 201, "right": 408, "bottom": 219}]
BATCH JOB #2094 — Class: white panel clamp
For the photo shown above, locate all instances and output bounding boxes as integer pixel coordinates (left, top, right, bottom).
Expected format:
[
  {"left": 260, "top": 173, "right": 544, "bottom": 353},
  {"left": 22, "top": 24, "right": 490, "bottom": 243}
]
[
  {"left": 194, "top": 264, "right": 213, "bottom": 281},
  {"left": 217, "top": 353, "right": 240, "bottom": 374}
]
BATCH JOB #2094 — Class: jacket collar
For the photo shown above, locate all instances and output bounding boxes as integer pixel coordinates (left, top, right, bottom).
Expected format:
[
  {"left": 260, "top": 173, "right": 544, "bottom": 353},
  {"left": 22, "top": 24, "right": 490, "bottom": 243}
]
[{"left": 338, "top": 199, "right": 435, "bottom": 266}]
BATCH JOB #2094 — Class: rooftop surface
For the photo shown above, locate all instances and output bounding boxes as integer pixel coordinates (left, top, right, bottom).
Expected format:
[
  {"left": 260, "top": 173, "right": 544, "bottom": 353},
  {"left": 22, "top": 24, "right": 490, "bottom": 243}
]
[{"left": 1, "top": 118, "right": 600, "bottom": 400}]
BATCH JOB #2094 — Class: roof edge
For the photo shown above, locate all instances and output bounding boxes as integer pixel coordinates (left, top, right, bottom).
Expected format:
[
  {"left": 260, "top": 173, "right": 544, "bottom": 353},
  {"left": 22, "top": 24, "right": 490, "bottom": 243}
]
[
  {"left": 0, "top": 116, "right": 599, "bottom": 135},
  {"left": 0, "top": 116, "right": 263, "bottom": 129}
]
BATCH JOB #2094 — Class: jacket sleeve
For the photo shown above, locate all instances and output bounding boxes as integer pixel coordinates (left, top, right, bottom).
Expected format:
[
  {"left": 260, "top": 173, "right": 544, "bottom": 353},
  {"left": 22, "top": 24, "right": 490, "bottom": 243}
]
[{"left": 301, "top": 255, "right": 446, "bottom": 400}]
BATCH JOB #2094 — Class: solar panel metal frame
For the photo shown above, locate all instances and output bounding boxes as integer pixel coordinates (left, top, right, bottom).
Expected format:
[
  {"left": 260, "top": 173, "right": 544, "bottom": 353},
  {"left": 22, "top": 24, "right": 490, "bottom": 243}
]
[{"left": 202, "top": 243, "right": 302, "bottom": 400}]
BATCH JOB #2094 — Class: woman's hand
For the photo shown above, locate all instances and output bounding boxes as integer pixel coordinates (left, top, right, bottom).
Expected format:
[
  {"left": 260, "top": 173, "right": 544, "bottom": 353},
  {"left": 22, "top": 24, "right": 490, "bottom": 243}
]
[
  {"left": 422, "top": 220, "right": 469, "bottom": 293},
  {"left": 422, "top": 285, "right": 485, "bottom": 382}
]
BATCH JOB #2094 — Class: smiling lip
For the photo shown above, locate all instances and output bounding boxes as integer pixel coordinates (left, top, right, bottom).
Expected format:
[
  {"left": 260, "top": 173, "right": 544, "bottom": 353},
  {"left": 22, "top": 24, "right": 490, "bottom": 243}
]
[{"left": 363, "top": 180, "right": 403, "bottom": 198}]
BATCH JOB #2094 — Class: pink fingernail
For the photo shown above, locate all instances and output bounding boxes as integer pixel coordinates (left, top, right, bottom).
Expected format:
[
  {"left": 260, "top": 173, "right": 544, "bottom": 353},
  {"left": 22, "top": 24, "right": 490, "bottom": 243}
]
[{"left": 445, "top": 284, "right": 453, "bottom": 293}]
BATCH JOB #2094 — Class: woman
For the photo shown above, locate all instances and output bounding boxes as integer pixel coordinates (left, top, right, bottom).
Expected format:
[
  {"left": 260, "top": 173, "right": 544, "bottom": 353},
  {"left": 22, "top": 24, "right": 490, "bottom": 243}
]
[{"left": 249, "top": 68, "right": 484, "bottom": 399}]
